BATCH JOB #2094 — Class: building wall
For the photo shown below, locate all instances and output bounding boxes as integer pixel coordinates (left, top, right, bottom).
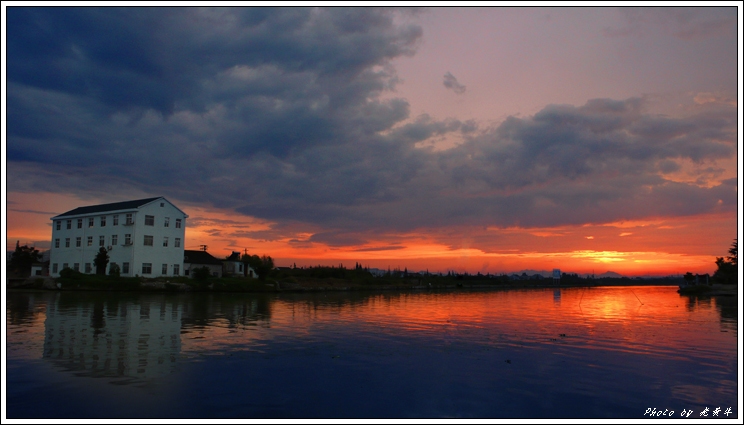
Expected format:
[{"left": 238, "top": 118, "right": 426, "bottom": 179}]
[
  {"left": 184, "top": 262, "right": 222, "bottom": 278},
  {"left": 49, "top": 198, "right": 186, "bottom": 278},
  {"left": 223, "top": 260, "right": 244, "bottom": 277},
  {"left": 130, "top": 201, "right": 186, "bottom": 277}
]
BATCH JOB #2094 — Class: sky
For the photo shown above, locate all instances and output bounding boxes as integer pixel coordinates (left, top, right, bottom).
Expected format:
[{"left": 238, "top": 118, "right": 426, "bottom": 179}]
[{"left": 3, "top": 5, "right": 742, "bottom": 276}]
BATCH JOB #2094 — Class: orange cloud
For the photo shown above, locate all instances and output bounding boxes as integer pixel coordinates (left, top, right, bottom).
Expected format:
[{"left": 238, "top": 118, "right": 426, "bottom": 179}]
[{"left": 7, "top": 192, "right": 732, "bottom": 277}]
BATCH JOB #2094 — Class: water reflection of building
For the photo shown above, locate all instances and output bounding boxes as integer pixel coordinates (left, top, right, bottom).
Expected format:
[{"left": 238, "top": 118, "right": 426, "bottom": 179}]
[
  {"left": 43, "top": 296, "right": 182, "bottom": 380},
  {"left": 553, "top": 289, "right": 561, "bottom": 305}
]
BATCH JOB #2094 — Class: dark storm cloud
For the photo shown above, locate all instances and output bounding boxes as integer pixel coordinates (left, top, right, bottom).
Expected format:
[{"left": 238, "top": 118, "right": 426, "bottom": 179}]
[
  {"left": 6, "top": 8, "right": 738, "bottom": 248},
  {"left": 309, "top": 232, "right": 369, "bottom": 247},
  {"left": 442, "top": 72, "right": 466, "bottom": 94}
]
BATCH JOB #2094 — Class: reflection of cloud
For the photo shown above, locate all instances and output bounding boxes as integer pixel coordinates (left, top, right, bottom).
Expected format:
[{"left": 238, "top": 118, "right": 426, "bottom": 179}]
[
  {"left": 619, "top": 232, "right": 633, "bottom": 237},
  {"left": 443, "top": 72, "right": 466, "bottom": 94}
]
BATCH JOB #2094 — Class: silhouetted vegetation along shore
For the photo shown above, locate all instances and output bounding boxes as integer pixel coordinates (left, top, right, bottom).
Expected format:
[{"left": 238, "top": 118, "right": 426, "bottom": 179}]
[
  {"left": 678, "top": 238, "right": 738, "bottom": 295},
  {"left": 9, "top": 265, "right": 686, "bottom": 293}
]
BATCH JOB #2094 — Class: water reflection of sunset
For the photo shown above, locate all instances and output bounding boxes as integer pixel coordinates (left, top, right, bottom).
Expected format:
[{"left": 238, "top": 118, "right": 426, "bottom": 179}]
[
  {"left": 171, "top": 288, "right": 735, "bottom": 365},
  {"left": 6, "top": 288, "right": 737, "bottom": 418}
]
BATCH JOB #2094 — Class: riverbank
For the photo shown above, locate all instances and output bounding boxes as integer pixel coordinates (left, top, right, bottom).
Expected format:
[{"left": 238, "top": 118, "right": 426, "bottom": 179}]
[
  {"left": 6, "top": 274, "right": 699, "bottom": 294},
  {"left": 677, "top": 283, "right": 738, "bottom": 297}
]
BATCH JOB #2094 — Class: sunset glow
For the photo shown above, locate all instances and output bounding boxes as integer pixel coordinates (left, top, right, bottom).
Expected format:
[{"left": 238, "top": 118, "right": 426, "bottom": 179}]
[{"left": 6, "top": 190, "right": 733, "bottom": 276}]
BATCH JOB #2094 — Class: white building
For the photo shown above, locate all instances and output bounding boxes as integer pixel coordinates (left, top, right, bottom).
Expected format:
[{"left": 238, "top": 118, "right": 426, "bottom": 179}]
[{"left": 49, "top": 197, "right": 188, "bottom": 278}]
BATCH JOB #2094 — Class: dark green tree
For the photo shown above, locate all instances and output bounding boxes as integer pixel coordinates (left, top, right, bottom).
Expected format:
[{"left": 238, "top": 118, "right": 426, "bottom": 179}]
[
  {"left": 94, "top": 247, "right": 110, "bottom": 275},
  {"left": 713, "top": 239, "right": 737, "bottom": 285},
  {"left": 727, "top": 238, "right": 737, "bottom": 266},
  {"left": 244, "top": 254, "right": 274, "bottom": 280},
  {"left": 9, "top": 241, "right": 41, "bottom": 277}
]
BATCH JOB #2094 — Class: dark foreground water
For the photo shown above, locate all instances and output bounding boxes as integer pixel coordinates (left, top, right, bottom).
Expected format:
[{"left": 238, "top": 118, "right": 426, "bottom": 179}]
[{"left": 5, "top": 286, "right": 739, "bottom": 419}]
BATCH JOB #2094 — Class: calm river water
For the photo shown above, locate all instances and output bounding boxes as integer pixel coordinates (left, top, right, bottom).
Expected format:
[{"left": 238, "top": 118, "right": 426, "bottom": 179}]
[{"left": 5, "top": 286, "right": 739, "bottom": 419}]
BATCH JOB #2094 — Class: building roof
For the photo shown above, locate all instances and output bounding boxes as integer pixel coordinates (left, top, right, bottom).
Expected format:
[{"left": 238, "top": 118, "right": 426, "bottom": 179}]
[
  {"left": 184, "top": 250, "right": 223, "bottom": 265},
  {"left": 225, "top": 252, "right": 241, "bottom": 262},
  {"left": 52, "top": 197, "right": 162, "bottom": 218}
]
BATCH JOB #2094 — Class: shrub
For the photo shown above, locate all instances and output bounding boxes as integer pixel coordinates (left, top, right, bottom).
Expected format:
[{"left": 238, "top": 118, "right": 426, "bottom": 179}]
[
  {"left": 192, "top": 266, "right": 212, "bottom": 282},
  {"left": 59, "top": 267, "right": 84, "bottom": 280}
]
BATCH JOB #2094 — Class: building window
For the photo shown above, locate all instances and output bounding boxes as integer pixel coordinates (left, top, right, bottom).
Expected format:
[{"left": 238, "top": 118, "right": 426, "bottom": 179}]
[
  {"left": 73, "top": 263, "right": 80, "bottom": 272},
  {"left": 87, "top": 236, "right": 93, "bottom": 246},
  {"left": 65, "top": 238, "right": 70, "bottom": 248},
  {"left": 85, "top": 263, "right": 92, "bottom": 273},
  {"left": 77, "top": 219, "right": 83, "bottom": 229},
  {"left": 66, "top": 220, "right": 72, "bottom": 229},
  {"left": 112, "top": 235, "right": 118, "bottom": 245},
  {"left": 175, "top": 219, "right": 182, "bottom": 228},
  {"left": 145, "top": 215, "right": 154, "bottom": 226},
  {"left": 163, "top": 237, "right": 169, "bottom": 247},
  {"left": 88, "top": 217, "right": 94, "bottom": 228},
  {"left": 175, "top": 238, "right": 181, "bottom": 248},
  {"left": 164, "top": 217, "right": 170, "bottom": 227},
  {"left": 144, "top": 235, "right": 153, "bottom": 246},
  {"left": 99, "top": 236, "right": 105, "bottom": 247},
  {"left": 76, "top": 237, "right": 81, "bottom": 247},
  {"left": 63, "top": 263, "right": 69, "bottom": 270},
  {"left": 113, "top": 215, "right": 119, "bottom": 226},
  {"left": 162, "top": 264, "right": 168, "bottom": 275},
  {"left": 174, "top": 264, "right": 180, "bottom": 275},
  {"left": 125, "top": 234, "right": 132, "bottom": 245},
  {"left": 142, "top": 263, "right": 152, "bottom": 274},
  {"left": 55, "top": 239, "right": 60, "bottom": 248},
  {"left": 100, "top": 216, "right": 106, "bottom": 227},
  {"left": 123, "top": 262, "right": 130, "bottom": 274},
  {"left": 53, "top": 263, "right": 58, "bottom": 273},
  {"left": 109, "top": 262, "right": 117, "bottom": 274},
  {"left": 125, "top": 213, "right": 133, "bottom": 225},
  {"left": 56, "top": 221, "right": 61, "bottom": 230},
  {"left": 160, "top": 202, "right": 164, "bottom": 207}
]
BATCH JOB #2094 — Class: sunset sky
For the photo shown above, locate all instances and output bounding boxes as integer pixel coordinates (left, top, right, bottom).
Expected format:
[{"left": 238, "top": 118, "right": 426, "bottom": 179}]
[{"left": 3, "top": 6, "right": 742, "bottom": 276}]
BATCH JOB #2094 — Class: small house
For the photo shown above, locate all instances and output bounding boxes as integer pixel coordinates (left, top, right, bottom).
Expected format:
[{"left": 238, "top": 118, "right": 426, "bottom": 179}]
[
  {"left": 222, "top": 251, "right": 258, "bottom": 278},
  {"left": 184, "top": 250, "right": 223, "bottom": 278}
]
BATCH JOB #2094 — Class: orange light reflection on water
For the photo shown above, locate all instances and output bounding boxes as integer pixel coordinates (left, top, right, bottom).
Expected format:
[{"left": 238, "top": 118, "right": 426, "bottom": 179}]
[{"left": 176, "top": 287, "right": 733, "bottom": 364}]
